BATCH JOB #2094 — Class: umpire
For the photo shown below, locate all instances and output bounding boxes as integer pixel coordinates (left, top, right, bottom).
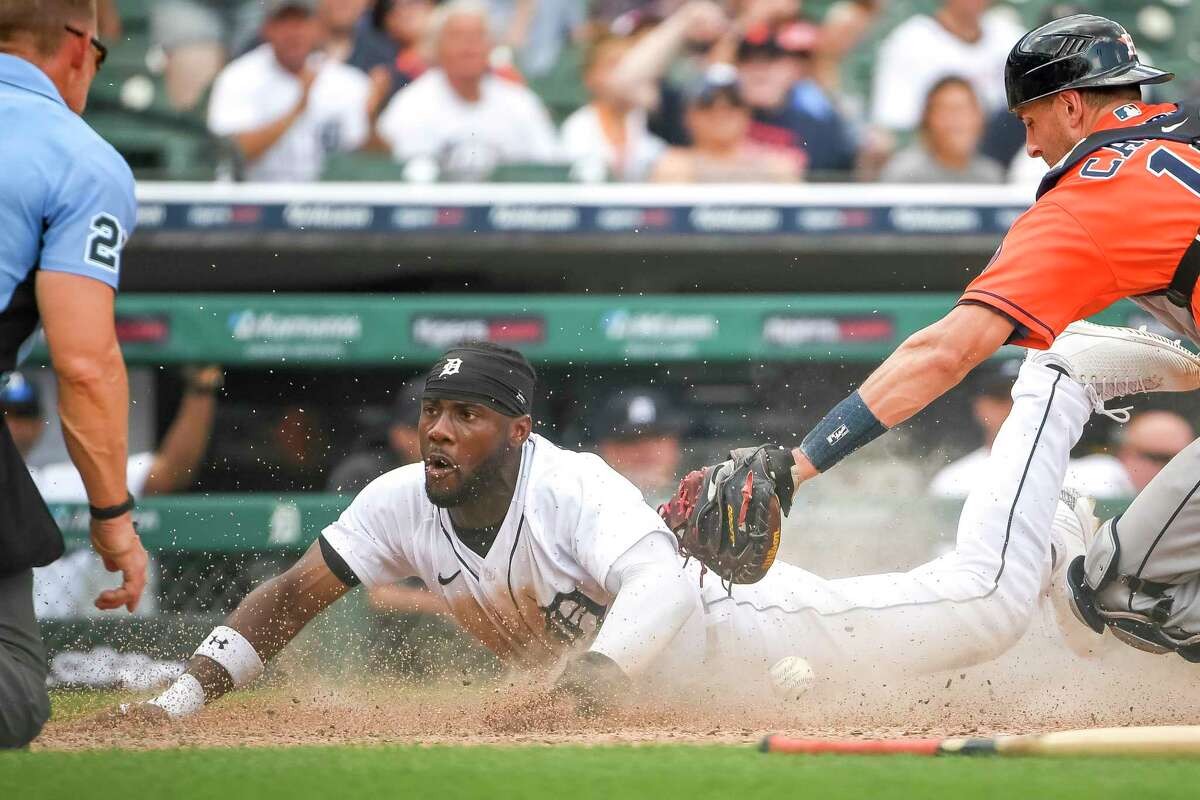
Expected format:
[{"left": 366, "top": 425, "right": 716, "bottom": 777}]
[{"left": 0, "top": 0, "right": 147, "bottom": 747}]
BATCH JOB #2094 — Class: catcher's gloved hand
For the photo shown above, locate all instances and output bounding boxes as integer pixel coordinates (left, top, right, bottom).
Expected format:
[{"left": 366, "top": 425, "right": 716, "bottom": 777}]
[
  {"left": 554, "top": 651, "right": 628, "bottom": 717},
  {"left": 658, "top": 445, "right": 791, "bottom": 585}
]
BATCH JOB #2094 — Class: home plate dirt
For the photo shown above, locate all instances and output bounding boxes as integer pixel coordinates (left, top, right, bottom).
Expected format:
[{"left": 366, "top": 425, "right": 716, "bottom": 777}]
[{"left": 36, "top": 623, "right": 1200, "bottom": 752}]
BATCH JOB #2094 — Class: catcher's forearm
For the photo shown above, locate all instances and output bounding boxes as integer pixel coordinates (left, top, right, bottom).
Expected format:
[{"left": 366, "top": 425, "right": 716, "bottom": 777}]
[
  {"left": 590, "top": 533, "right": 696, "bottom": 676},
  {"left": 792, "top": 305, "right": 1013, "bottom": 480}
]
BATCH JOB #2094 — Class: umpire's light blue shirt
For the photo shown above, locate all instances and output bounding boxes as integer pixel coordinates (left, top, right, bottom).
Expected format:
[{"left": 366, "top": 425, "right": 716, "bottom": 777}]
[{"left": 0, "top": 53, "right": 136, "bottom": 372}]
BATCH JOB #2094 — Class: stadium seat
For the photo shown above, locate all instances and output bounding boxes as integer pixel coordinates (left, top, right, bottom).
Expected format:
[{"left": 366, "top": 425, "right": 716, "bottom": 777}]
[
  {"left": 488, "top": 163, "right": 574, "bottom": 182},
  {"left": 526, "top": 41, "right": 588, "bottom": 125},
  {"left": 321, "top": 152, "right": 411, "bottom": 181}
]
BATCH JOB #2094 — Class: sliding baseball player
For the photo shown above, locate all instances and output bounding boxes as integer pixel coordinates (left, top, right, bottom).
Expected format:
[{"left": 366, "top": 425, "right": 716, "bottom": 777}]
[{"left": 124, "top": 327, "right": 1197, "bottom": 721}]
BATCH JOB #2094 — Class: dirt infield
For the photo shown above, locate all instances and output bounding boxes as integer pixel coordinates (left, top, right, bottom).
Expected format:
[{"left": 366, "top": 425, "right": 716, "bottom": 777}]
[{"left": 37, "top": 616, "right": 1200, "bottom": 752}]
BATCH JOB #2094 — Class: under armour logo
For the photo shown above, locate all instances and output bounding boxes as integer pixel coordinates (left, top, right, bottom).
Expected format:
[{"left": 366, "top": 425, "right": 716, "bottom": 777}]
[
  {"left": 209, "top": 636, "right": 229, "bottom": 650},
  {"left": 439, "top": 358, "right": 463, "bottom": 377}
]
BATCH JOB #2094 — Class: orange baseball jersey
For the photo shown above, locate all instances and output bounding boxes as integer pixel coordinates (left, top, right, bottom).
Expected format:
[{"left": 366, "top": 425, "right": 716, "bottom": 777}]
[{"left": 960, "top": 102, "right": 1200, "bottom": 349}]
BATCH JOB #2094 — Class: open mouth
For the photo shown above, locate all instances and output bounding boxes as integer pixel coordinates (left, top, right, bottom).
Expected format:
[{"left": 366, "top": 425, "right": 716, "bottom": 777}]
[{"left": 425, "top": 453, "right": 458, "bottom": 480}]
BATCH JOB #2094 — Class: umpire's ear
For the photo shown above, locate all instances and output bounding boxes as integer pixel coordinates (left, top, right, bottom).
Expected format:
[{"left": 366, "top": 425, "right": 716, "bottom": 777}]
[{"left": 509, "top": 415, "right": 532, "bottom": 447}]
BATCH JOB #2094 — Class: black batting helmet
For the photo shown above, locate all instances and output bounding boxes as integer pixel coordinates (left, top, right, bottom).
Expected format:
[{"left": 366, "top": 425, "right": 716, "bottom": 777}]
[{"left": 1004, "top": 14, "right": 1173, "bottom": 110}]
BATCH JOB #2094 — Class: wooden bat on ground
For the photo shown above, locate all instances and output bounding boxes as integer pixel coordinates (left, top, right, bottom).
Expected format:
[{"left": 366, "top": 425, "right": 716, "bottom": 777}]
[{"left": 761, "top": 726, "right": 1200, "bottom": 757}]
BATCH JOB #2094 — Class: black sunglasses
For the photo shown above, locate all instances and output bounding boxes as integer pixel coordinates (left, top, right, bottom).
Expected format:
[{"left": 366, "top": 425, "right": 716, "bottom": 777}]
[
  {"left": 1131, "top": 448, "right": 1177, "bottom": 465},
  {"left": 63, "top": 24, "right": 107, "bottom": 69}
]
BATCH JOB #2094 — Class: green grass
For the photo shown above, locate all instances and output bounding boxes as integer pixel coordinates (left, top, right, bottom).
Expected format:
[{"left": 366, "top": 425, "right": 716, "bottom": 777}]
[{"left": 5, "top": 744, "right": 1200, "bottom": 799}]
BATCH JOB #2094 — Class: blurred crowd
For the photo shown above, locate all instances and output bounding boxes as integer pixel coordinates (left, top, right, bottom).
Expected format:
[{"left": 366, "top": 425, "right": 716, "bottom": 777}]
[{"left": 91, "top": 0, "right": 1195, "bottom": 184}]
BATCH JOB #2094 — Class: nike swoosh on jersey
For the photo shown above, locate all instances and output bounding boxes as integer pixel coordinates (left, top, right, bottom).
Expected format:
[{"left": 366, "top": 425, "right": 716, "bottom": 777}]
[
  {"left": 437, "top": 570, "right": 462, "bottom": 586},
  {"left": 1163, "top": 119, "right": 1188, "bottom": 133}
]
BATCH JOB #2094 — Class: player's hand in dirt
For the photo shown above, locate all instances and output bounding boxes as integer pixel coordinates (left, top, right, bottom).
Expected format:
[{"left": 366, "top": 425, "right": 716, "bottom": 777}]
[
  {"left": 554, "top": 652, "right": 629, "bottom": 718},
  {"left": 90, "top": 514, "right": 149, "bottom": 612}
]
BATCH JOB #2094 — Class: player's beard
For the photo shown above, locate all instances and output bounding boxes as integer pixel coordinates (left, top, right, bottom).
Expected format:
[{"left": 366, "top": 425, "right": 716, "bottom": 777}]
[{"left": 424, "top": 440, "right": 515, "bottom": 509}]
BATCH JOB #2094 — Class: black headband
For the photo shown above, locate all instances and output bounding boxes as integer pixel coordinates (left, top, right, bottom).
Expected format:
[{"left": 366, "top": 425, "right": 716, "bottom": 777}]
[{"left": 423, "top": 346, "right": 536, "bottom": 417}]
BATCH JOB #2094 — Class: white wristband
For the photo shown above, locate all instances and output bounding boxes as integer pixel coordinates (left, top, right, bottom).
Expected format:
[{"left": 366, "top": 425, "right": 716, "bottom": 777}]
[
  {"left": 194, "top": 625, "right": 265, "bottom": 689},
  {"left": 147, "top": 673, "right": 205, "bottom": 719}
]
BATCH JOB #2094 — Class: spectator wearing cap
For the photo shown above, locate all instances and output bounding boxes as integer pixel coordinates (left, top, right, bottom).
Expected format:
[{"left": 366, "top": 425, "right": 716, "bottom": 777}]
[
  {"left": 880, "top": 75, "right": 1003, "bottom": 183},
  {"left": 150, "top": 0, "right": 266, "bottom": 111},
  {"left": 870, "top": 0, "right": 1022, "bottom": 134},
  {"left": 326, "top": 377, "right": 424, "bottom": 494},
  {"left": 736, "top": 19, "right": 856, "bottom": 175},
  {"left": 560, "top": 34, "right": 666, "bottom": 181},
  {"left": 376, "top": 0, "right": 559, "bottom": 181},
  {"left": 651, "top": 64, "right": 800, "bottom": 182},
  {"left": 605, "top": 0, "right": 731, "bottom": 146},
  {"left": 591, "top": 387, "right": 685, "bottom": 505},
  {"left": 207, "top": 0, "right": 388, "bottom": 181},
  {"left": 606, "top": 0, "right": 876, "bottom": 152}
]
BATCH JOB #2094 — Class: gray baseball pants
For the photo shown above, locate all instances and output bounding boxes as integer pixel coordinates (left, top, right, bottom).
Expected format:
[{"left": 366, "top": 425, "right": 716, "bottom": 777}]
[
  {"left": 0, "top": 568, "right": 50, "bottom": 748},
  {"left": 1083, "top": 437, "right": 1200, "bottom": 645}
]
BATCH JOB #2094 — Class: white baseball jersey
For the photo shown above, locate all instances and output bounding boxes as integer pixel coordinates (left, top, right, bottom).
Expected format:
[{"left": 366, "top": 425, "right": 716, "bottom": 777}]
[{"left": 321, "top": 433, "right": 675, "bottom": 668}]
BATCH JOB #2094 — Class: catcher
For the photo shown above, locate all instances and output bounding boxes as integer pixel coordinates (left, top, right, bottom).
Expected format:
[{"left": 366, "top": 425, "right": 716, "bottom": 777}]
[
  {"left": 129, "top": 329, "right": 1192, "bottom": 721},
  {"left": 684, "top": 13, "right": 1200, "bottom": 666}
]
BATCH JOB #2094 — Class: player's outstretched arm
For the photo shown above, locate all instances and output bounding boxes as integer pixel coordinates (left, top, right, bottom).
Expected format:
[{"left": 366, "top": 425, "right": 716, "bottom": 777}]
[
  {"left": 789, "top": 303, "right": 1015, "bottom": 485},
  {"left": 127, "top": 540, "right": 351, "bottom": 721}
]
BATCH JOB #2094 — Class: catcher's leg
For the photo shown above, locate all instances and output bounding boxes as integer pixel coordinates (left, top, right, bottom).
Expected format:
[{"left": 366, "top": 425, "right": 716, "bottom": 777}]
[
  {"left": 1070, "top": 437, "right": 1200, "bottom": 659},
  {"left": 713, "top": 358, "right": 1092, "bottom": 676}
]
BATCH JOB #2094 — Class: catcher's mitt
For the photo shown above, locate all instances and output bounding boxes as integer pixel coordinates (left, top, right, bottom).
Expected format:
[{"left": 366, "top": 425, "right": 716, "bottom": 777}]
[{"left": 658, "top": 446, "right": 793, "bottom": 586}]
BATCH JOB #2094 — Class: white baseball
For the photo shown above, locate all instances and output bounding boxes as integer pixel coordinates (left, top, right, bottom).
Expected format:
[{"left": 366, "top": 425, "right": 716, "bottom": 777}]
[{"left": 769, "top": 656, "right": 815, "bottom": 698}]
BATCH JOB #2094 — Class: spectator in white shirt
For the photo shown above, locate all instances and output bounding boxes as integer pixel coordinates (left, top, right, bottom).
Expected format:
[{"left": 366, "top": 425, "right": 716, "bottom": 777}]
[
  {"left": 870, "top": 0, "right": 1022, "bottom": 133},
  {"left": 376, "top": 0, "right": 559, "bottom": 181},
  {"left": 207, "top": 0, "right": 388, "bottom": 182},
  {"left": 560, "top": 34, "right": 665, "bottom": 181}
]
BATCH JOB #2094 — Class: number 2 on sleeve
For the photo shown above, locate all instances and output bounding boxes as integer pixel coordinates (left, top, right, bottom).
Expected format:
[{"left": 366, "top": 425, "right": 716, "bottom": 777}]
[{"left": 84, "top": 213, "right": 123, "bottom": 272}]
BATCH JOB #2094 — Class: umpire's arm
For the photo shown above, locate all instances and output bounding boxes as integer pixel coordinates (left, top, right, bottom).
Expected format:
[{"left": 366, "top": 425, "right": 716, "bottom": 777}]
[
  {"left": 37, "top": 271, "right": 147, "bottom": 612},
  {"left": 37, "top": 272, "right": 129, "bottom": 506},
  {"left": 791, "top": 303, "right": 1014, "bottom": 482}
]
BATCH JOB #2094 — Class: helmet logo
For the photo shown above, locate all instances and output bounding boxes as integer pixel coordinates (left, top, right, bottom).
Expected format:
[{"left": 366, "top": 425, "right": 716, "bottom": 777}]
[{"left": 1118, "top": 32, "right": 1136, "bottom": 58}]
